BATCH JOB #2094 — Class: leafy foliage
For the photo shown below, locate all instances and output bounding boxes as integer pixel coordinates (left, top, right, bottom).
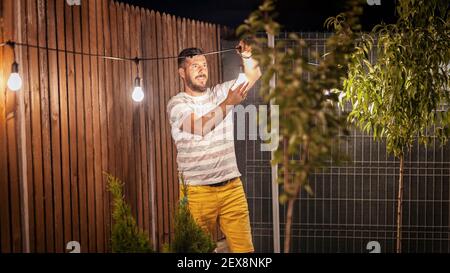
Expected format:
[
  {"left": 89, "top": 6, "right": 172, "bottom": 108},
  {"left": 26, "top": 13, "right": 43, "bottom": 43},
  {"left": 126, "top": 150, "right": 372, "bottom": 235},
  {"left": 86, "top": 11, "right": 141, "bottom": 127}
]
[
  {"left": 106, "top": 173, "right": 153, "bottom": 253},
  {"left": 237, "top": 0, "right": 363, "bottom": 200},
  {"left": 342, "top": 0, "right": 450, "bottom": 157}
]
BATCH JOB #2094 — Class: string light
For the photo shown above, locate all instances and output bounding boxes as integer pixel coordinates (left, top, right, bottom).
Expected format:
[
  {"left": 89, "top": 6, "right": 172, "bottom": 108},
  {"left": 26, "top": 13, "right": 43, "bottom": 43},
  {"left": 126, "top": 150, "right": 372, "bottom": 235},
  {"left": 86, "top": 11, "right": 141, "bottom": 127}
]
[
  {"left": 4, "top": 41, "right": 23, "bottom": 91},
  {"left": 1, "top": 40, "right": 249, "bottom": 101},
  {"left": 0, "top": 40, "right": 240, "bottom": 62},
  {"left": 132, "top": 76, "right": 144, "bottom": 102},
  {"left": 7, "top": 61, "right": 22, "bottom": 91},
  {"left": 132, "top": 57, "right": 144, "bottom": 102}
]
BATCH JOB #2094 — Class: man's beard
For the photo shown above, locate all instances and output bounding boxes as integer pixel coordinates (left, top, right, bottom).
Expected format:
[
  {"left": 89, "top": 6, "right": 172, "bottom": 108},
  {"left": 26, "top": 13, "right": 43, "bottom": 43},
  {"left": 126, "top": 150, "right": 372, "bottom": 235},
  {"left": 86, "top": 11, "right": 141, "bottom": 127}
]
[{"left": 186, "top": 75, "right": 207, "bottom": 92}]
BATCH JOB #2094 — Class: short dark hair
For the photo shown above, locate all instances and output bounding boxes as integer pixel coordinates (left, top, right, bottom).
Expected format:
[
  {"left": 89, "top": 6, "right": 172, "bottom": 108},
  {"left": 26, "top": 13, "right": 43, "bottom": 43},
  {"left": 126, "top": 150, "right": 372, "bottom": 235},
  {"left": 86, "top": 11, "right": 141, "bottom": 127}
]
[{"left": 178, "top": 47, "right": 204, "bottom": 68}]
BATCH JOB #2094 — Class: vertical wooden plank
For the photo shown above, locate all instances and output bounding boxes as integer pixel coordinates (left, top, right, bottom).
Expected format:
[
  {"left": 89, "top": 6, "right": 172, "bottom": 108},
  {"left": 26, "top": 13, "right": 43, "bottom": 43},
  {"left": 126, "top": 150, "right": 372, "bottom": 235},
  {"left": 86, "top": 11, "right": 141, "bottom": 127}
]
[
  {"left": 56, "top": 0, "right": 71, "bottom": 250},
  {"left": 64, "top": 0, "right": 80, "bottom": 246},
  {"left": 0, "top": 0, "right": 12, "bottom": 253},
  {"left": 116, "top": 2, "right": 125, "bottom": 185},
  {"left": 201, "top": 24, "right": 207, "bottom": 56},
  {"left": 127, "top": 4, "right": 138, "bottom": 226},
  {"left": 124, "top": 3, "right": 134, "bottom": 217},
  {"left": 172, "top": 16, "right": 180, "bottom": 190},
  {"left": 108, "top": 0, "right": 119, "bottom": 193},
  {"left": 81, "top": 0, "right": 96, "bottom": 252},
  {"left": 165, "top": 14, "right": 174, "bottom": 242},
  {"left": 196, "top": 20, "right": 202, "bottom": 50},
  {"left": 89, "top": 0, "right": 104, "bottom": 253},
  {"left": 6, "top": 111, "right": 22, "bottom": 252},
  {"left": 72, "top": 2, "right": 88, "bottom": 252},
  {"left": 0, "top": 1, "right": 16, "bottom": 252},
  {"left": 37, "top": 0, "right": 55, "bottom": 253},
  {"left": 8, "top": 1, "right": 29, "bottom": 252},
  {"left": 161, "top": 13, "right": 171, "bottom": 245},
  {"left": 191, "top": 20, "right": 196, "bottom": 47},
  {"left": 139, "top": 9, "right": 155, "bottom": 240},
  {"left": 197, "top": 20, "right": 202, "bottom": 49},
  {"left": 25, "top": 0, "right": 45, "bottom": 253},
  {"left": 167, "top": 13, "right": 175, "bottom": 243},
  {"left": 188, "top": 20, "right": 196, "bottom": 47},
  {"left": 177, "top": 17, "right": 184, "bottom": 90},
  {"left": 169, "top": 14, "right": 178, "bottom": 240},
  {"left": 154, "top": 11, "right": 164, "bottom": 249},
  {"left": 96, "top": 0, "right": 108, "bottom": 252},
  {"left": 169, "top": 15, "right": 178, "bottom": 100},
  {"left": 46, "top": 0, "right": 63, "bottom": 253},
  {"left": 138, "top": 8, "right": 150, "bottom": 237},
  {"left": 132, "top": 6, "right": 145, "bottom": 230},
  {"left": 184, "top": 18, "right": 189, "bottom": 50},
  {"left": 190, "top": 20, "right": 195, "bottom": 47},
  {"left": 144, "top": 9, "right": 158, "bottom": 247},
  {"left": 19, "top": 0, "right": 35, "bottom": 253},
  {"left": 122, "top": 4, "right": 136, "bottom": 223},
  {"left": 103, "top": 0, "right": 114, "bottom": 250}
]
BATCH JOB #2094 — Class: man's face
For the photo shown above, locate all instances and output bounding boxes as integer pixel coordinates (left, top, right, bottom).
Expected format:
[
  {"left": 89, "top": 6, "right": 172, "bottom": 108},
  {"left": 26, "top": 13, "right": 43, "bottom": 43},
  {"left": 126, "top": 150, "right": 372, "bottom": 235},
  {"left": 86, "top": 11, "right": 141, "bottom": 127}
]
[{"left": 180, "top": 55, "right": 208, "bottom": 92}]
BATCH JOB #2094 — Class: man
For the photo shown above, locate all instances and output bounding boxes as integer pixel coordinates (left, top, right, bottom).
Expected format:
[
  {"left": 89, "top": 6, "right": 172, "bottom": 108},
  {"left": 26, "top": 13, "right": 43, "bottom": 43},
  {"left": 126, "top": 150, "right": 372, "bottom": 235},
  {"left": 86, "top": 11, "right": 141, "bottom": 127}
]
[{"left": 167, "top": 41, "right": 261, "bottom": 253}]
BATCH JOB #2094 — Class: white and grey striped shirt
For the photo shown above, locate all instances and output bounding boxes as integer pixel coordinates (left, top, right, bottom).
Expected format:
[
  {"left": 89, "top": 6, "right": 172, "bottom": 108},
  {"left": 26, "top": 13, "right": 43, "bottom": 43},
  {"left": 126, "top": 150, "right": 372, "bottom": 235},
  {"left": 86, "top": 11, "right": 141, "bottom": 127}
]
[{"left": 167, "top": 79, "right": 241, "bottom": 186}]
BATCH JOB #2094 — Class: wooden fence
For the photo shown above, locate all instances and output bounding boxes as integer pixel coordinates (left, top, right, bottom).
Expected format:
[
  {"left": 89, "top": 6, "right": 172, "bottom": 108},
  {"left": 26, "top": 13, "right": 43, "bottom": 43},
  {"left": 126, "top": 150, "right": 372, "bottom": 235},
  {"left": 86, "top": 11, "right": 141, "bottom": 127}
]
[{"left": 0, "top": 0, "right": 223, "bottom": 252}]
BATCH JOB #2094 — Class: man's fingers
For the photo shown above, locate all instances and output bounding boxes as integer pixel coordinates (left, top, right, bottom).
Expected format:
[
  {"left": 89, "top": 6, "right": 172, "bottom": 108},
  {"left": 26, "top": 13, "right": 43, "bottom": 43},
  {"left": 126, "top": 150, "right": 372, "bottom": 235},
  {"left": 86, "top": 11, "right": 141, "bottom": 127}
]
[
  {"left": 232, "top": 82, "right": 245, "bottom": 93},
  {"left": 241, "top": 82, "right": 250, "bottom": 92},
  {"left": 231, "top": 81, "right": 250, "bottom": 99},
  {"left": 238, "top": 82, "right": 250, "bottom": 97}
]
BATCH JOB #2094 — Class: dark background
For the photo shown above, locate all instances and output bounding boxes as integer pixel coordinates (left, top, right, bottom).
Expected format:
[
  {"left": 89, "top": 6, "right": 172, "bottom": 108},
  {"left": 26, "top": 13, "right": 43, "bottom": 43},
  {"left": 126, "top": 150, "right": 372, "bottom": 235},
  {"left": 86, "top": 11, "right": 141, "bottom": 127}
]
[{"left": 117, "top": 0, "right": 397, "bottom": 31}]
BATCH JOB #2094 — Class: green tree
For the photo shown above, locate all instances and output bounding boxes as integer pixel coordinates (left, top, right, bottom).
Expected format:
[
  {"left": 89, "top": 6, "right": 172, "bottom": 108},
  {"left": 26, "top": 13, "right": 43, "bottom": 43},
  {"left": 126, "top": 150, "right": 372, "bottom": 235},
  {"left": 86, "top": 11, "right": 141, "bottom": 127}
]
[
  {"left": 106, "top": 173, "right": 153, "bottom": 253},
  {"left": 237, "top": 0, "right": 363, "bottom": 252},
  {"left": 341, "top": 0, "right": 450, "bottom": 252}
]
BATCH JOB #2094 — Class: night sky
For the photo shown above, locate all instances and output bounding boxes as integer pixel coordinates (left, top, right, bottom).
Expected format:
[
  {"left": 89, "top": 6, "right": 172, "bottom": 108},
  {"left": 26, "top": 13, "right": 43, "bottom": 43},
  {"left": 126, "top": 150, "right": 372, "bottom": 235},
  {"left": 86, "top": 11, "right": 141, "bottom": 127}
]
[{"left": 117, "top": 0, "right": 397, "bottom": 31}]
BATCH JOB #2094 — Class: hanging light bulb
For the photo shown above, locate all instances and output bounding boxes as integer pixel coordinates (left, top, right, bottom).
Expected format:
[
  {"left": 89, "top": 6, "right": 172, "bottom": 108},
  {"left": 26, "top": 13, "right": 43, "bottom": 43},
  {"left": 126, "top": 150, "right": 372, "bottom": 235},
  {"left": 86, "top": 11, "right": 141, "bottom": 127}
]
[
  {"left": 231, "top": 72, "right": 248, "bottom": 90},
  {"left": 7, "top": 61, "right": 22, "bottom": 91},
  {"left": 132, "top": 76, "right": 144, "bottom": 102}
]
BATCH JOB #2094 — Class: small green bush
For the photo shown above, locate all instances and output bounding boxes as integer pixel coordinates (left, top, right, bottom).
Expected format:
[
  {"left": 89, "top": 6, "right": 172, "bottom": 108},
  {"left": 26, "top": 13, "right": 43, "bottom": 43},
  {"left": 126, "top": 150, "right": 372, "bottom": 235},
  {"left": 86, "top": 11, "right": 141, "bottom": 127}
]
[
  {"left": 168, "top": 176, "right": 216, "bottom": 253},
  {"left": 106, "top": 173, "right": 153, "bottom": 253}
]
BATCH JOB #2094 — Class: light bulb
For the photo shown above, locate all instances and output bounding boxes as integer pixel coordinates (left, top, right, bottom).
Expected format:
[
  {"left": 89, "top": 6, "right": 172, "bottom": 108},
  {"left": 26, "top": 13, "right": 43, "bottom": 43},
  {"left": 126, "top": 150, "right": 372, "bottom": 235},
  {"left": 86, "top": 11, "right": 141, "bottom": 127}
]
[
  {"left": 7, "top": 62, "right": 22, "bottom": 91},
  {"left": 231, "top": 73, "right": 248, "bottom": 91},
  {"left": 132, "top": 86, "right": 144, "bottom": 102},
  {"left": 132, "top": 76, "right": 144, "bottom": 102}
]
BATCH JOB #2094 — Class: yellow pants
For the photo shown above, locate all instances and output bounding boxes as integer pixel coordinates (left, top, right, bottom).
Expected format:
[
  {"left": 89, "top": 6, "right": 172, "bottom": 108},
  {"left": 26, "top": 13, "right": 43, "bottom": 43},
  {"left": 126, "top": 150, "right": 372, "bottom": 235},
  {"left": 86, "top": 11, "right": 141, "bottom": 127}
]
[{"left": 180, "top": 177, "right": 254, "bottom": 253}]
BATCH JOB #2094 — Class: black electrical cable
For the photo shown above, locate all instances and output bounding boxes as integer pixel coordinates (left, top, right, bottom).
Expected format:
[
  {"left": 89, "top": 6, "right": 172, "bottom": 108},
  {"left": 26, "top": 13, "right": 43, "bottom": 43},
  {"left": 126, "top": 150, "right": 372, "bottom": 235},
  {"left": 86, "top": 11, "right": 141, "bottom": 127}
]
[{"left": 0, "top": 40, "right": 244, "bottom": 62}]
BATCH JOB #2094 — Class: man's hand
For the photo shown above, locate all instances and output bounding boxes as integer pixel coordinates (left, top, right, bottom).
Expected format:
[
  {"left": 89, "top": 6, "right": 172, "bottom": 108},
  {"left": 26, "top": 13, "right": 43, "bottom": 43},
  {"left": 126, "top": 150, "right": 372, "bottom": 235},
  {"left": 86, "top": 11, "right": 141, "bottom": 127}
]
[
  {"left": 225, "top": 82, "right": 250, "bottom": 105},
  {"left": 235, "top": 39, "right": 261, "bottom": 93},
  {"left": 180, "top": 82, "right": 250, "bottom": 136},
  {"left": 237, "top": 40, "right": 252, "bottom": 59}
]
